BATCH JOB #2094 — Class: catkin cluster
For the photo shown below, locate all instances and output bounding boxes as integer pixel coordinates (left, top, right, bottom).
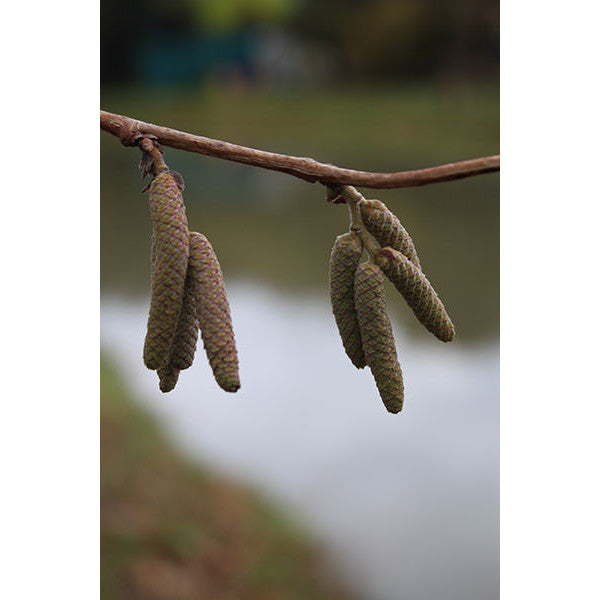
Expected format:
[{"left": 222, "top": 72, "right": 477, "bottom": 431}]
[
  {"left": 143, "top": 170, "right": 240, "bottom": 394},
  {"left": 328, "top": 187, "right": 455, "bottom": 413},
  {"left": 135, "top": 144, "right": 452, "bottom": 414}
]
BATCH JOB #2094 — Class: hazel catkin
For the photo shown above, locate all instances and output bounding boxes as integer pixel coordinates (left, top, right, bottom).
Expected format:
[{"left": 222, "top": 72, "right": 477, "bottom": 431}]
[
  {"left": 148, "top": 231, "right": 185, "bottom": 393},
  {"left": 354, "top": 261, "right": 404, "bottom": 413},
  {"left": 157, "top": 365, "right": 179, "bottom": 393},
  {"left": 194, "top": 234, "right": 240, "bottom": 393},
  {"left": 143, "top": 171, "right": 190, "bottom": 370},
  {"left": 377, "top": 247, "right": 455, "bottom": 343},
  {"left": 329, "top": 232, "right": 366, "bottom": 369},
  {"left": 360, "top": 198, "right": 421, "bottom": 269},
  {"left": 166, "top": 231, "right": 206, "bottom": 371}
]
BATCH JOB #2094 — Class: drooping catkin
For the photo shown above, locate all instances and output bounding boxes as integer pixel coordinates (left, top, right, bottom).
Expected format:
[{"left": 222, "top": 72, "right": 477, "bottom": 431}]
[
  {"left": 329, "top": 232, "right": 366, "bottom": 369},
  {"left": 143, "top": 171, "right": 190, "bottom": 370},
  {"left": 149, "top": 232, "right": 184, "bottom": 393},
  {"left": 166, "top": 231, "right": 207, "bottom": 371},
  {"left": 194, "top": 235, "right": 240, "bottom": 392},
  {"left": 157, "top": 365, "right": 179, "bottom": 393},
  {"left": 360, "top": 198, "right": 421, "bottom": 269},
  {"left": 377, "top": 247, "right": 455, "bottom": 343},
  {"left": 354, "top": 261, "right": 404, "bottom": 413}
]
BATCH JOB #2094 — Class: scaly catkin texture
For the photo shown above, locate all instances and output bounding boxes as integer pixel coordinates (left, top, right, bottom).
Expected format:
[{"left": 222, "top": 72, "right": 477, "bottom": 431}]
[
  {"left": 354, "top": 262, "right": 404, "bottom": 413},
  {"left": 377, "top": 247, "right": 455, "bottom": 343},
  {"left": 195, "top": 235, "right": 240, "bottom": 392},
  {"left": 149, "top": 233, "right": 183, "bottom": 393},
  {"left": 157, "top": 365, "right": 180, "bottom": 393},
  {"left": 360, "top": 198, "right": 421, "bottom": 269},
  {"left": 150, "top": 233, "right": 178, "bottom": 392},
  {"left": 329, "top": 232, "right": 366, "bottom": 369},
  {"left": 166, "top": 231, "right": 206, "bottom": 371},
  {"left": 143, "top": 171, "right": 190, "bottom": 370}
]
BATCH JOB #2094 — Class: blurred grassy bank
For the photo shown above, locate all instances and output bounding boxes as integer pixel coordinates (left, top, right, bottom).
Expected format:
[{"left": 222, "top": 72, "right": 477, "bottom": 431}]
[
  {"left": 101, "top": 355, "right": 355, "bottom": 600},
  {"left": 101, "top": 84, "right": 498, "bottom": 165},
  {"left": 101, "top": 85, "right": 498, "bottom": 340}
]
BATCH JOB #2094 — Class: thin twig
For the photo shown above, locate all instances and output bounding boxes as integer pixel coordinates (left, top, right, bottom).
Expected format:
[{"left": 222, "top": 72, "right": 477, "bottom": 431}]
[
  {"left": 100, "top": 109, "right": 499, "bottom": 189},
  {"left": 341, "top": 186, "right": 381, "bottom": 258}
]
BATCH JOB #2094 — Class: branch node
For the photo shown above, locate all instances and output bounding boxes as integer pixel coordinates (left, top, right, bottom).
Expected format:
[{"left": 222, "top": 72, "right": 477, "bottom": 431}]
[
  {"left": 138, "top": 135, "right": 169, "bottom": 190},
  {"left": 325, "top": 184, "right": 345, "bottom": 204},
  {"left": 118, "top": 120, "right": 144, "bottom": 147}
]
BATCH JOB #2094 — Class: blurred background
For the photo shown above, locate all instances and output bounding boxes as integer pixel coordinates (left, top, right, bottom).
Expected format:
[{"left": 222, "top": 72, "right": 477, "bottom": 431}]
[{"left": 101, "top": 1, "right": 498, "bottom": 598}]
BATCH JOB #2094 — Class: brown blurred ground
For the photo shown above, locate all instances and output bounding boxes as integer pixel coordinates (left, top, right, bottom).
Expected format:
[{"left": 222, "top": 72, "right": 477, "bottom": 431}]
[{"left": 101, "top": 356, "right": 356, "bottom": 599}]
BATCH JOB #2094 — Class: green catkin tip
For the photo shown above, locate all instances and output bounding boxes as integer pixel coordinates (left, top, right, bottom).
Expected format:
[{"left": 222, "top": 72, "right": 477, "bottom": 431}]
[
  {"left": 354, "top": 261, "right": 404, "bottom": 414},
  {"left": 329, "top": 232, "right": 366, "bottom": 369},
  {"left": 143, "top": 171, "right": 190, "bottom": 370},
  {"left": 360, "top": 198, "right": 421, "bottom": 269},
  {"left": 195, "top": 235, "right": 241, "bottom": 393},
  {"left": 157, "top": 365, "right": 179, "bottom": 393},
  {"left": 377, "top": 247, "right": 455, "bottom": 343}
]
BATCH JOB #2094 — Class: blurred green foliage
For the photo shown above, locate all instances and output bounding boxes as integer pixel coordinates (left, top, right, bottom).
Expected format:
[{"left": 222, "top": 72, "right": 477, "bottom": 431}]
[
  {"left": 192, "top": 0, "right": 296, "bottom": 29},
  {"left": 293, "top": 0, "right": 498, "bottom": 82}
]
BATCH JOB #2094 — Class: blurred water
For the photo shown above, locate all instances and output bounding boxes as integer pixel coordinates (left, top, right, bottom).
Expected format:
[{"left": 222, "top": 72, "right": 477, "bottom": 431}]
[{"left": 101, "top": 283, "right": 498, "bottom": 600}]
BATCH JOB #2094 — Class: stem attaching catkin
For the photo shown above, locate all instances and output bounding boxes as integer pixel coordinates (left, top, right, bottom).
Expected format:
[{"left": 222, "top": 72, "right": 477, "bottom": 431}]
[
  {"left": 377, "top": 247, "right": 455, "bottom": 342},
  {"left": 143, "top": 171, "right": 190, "bottom": 370},
  {"left": 360, "top": 198, "right": 421, "bottom": 269},
  {"left": 354, "top": 261, "right": 404, "bottom": 413},
  {"left": 329, "top": 232, "right": 366, "bottom": 369}
]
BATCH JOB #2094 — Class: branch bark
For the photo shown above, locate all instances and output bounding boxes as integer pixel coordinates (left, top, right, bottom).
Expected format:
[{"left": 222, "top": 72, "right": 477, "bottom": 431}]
[{"left": 100, "top": 109, "right": 499, "bottom": 189}]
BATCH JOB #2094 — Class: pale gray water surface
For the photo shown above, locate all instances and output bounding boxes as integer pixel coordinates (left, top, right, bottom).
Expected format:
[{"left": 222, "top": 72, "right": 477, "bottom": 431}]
[{"left": 101, "top": 284, "right": 499, "bottom": 600}]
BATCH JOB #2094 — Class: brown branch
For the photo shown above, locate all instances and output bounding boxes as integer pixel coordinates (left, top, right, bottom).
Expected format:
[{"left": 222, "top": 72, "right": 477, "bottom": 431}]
[{"left": 100, "top": 109, "right": 499, "bottom": 189}]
